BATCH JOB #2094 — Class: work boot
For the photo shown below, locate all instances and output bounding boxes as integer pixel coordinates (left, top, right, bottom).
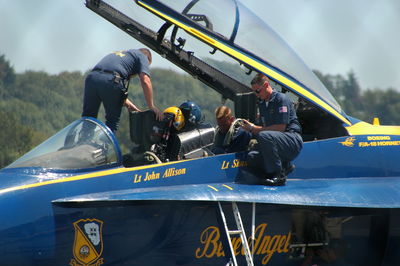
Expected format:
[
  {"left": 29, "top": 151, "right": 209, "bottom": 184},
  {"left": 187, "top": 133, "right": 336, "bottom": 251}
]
[
  {"left": 262, "top": 172, "right": 287, "bottom": 186},
  {"left": 282, "top": 162, "right": 295, "bottom": 176}
]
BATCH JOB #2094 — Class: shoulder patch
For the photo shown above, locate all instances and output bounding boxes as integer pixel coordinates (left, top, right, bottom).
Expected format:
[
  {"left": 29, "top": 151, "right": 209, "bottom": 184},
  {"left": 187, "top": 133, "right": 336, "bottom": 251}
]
[{"left": 279, "top": 106, "right": 288, "bottom": 113}]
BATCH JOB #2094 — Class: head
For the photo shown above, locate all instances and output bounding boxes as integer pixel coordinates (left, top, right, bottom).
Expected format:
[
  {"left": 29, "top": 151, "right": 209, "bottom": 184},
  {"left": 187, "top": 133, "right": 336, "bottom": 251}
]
[
  {"left": 215, "top": 106, "right": 235, "bottom": 134},
  {"left": 251, "top": 73, "right": 272, "bottom": 100},
  {"left": 139, "top": 48, "right": 152, "bottom": 65},
  {"left": 179, "top": 101, "right": 202, "bottom": 126},
  {"left": 163, "top": 106, "right": 185, "bottom": 131}
]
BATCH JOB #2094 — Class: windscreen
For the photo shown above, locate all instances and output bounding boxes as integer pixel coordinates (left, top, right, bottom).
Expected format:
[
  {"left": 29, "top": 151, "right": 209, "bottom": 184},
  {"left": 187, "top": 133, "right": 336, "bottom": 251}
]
[{"left": 7, "top": 118, "right": 120, "bottom": 170}]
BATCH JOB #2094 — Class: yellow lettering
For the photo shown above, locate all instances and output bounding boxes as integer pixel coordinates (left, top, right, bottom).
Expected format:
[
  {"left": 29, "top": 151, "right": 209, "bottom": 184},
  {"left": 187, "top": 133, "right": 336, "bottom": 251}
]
[
  {"left": 196, "top": 223, "right": 291, "bottom": 264},
  {"left": 232, "top": 237, "right": 242, "bottom": 255},
  {"left": 231, "top": 159, "right": 248, "bottom": 168},
  {"left": 162, "top": 167, "right": 186, "bottom": 178},
  {"left": 195, "top": 226, "right": 220, "bottom": 258},
  {"left": 178, "top": 168, "right": 186, "bottom": 175},
  {"left": 259, "top": 235, "right": 271, "bottom": 255},
  {"left": 144, "top": 171, "right": 160, "bottom": 181},
  {"left": 283, "top": 232, "right": 291, "bottom": 252},
  {"left": 217, "top": 242, "right": 225, "bottom": 257},
  {"left": 260, "top": 235, "right": 280, "bottom": 265},
  {"left": 367, "top": 136, "right": 390, "bottom": 141},
  {"left": 232, "top": 159, "right": 239, "bottom": 168},
  {"left": 221, "top": 161, "right": 230, "bottom": 170},
  {"left": 252, "top": 223, "right": 266, "bottom": 255},
  {"left": 133, "top": 174, "right": 142, "bottom": 183},
  {"left": 277, "top": 235, "right": 286, "bottom": 253}
]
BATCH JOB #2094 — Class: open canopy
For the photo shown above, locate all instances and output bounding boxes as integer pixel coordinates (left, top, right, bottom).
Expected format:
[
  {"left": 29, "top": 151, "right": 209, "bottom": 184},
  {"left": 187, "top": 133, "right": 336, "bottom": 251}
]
[{"left": 135, "top": 0, "right": 350, "bottom": 125}]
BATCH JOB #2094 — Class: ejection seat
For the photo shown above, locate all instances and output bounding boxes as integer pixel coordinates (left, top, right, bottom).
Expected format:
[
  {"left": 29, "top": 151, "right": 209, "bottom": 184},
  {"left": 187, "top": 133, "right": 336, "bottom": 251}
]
[{"left": 125, "top": 110, "right": 215, "bottom": 167}]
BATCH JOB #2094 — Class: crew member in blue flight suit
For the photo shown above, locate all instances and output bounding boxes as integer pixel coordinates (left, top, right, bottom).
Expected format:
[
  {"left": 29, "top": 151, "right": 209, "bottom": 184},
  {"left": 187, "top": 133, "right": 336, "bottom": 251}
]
[
  {"left": 212, "top": 106, "right": 251, "bottom": 154},
  {"left": 82, "top": 48, "right": 163, "bottom": 132},
  {"left": 241, "top": 73, "right": 303, "bottom": 186}
]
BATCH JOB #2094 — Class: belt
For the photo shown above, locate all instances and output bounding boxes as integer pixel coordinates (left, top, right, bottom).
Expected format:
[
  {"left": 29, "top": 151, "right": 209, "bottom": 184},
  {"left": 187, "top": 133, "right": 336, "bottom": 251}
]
[
  {"left": 92, "top": 68, "right": 121, "bottom": 77},
  {"left": 92, "top": 68, "right": 129, "bottom": 89}
]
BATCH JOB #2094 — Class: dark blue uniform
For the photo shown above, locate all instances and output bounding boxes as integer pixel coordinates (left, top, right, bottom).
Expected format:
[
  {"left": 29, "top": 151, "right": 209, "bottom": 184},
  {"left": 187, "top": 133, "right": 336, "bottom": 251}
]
[
  {"left": 249, "top": 91, "right": 303, "bottom": 176},
  {"left": 82, "top": 49, "right": 150, "bottom": 132},
  {"left": 212, "top": 127, "right": 251, "bottom": 154}
]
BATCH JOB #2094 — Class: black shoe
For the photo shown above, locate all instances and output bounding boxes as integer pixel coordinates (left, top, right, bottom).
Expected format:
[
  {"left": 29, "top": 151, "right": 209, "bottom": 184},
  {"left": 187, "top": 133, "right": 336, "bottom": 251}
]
[
  {"left": 282, "top": 162, "right": 295, "bottom": 176},
  {"left": 262, "top": 173, "right": 287, "bottom": 186}
]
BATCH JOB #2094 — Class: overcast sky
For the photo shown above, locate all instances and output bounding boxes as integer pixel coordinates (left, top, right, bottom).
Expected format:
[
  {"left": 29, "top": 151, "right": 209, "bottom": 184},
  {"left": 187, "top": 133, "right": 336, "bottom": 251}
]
[{"left": 1, "top": 0, "right": 399, "bottom": 90}]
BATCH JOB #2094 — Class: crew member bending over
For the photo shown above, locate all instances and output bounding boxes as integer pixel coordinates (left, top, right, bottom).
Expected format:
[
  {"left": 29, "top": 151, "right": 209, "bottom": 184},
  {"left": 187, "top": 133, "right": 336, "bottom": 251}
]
[{"left": 82, "top": 48, "right": 163, "bottom": 132}]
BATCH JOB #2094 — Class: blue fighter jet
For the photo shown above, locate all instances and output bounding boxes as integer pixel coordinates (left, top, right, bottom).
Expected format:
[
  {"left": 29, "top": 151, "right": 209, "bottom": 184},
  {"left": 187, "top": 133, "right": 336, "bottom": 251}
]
[{"left": 1, "top": 0, "right": 400, "bottom": 265}]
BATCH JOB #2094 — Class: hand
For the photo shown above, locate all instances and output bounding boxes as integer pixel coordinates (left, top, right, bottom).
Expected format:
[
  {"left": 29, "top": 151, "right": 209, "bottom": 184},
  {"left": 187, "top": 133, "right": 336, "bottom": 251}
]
[
  {"left": 241, "top": 119, "right": 255, "bottom": 132},
  {"left": 151, "top": 106, "right": 164, "bottom": 121},
  {"left": 124, "top": 99, "right": 141, "bottom": 112}
]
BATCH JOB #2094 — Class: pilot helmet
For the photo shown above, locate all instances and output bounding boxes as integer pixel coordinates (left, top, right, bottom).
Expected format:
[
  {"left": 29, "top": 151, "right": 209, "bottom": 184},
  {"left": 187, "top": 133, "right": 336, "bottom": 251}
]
[
  {"left": 163, "top": 106, "right": 185, "bottom": 131},
  {"left": 179, "top": 101, "right": 202, "bottom": 126}
]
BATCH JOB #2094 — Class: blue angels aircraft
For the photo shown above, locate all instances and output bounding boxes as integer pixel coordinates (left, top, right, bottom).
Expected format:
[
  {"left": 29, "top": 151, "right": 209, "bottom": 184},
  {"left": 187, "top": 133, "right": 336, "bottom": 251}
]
[{"left": 1, "top": 0, "right": 400, "bottom": 265}]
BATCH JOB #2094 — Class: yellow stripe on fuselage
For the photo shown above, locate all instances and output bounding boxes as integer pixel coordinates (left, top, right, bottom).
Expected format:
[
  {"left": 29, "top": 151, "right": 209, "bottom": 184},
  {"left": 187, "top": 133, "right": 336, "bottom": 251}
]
[
  {"left": 0, "top": 160, "right": 186, "bottom": 195},
  {"left": 137, "top": 1, "right": 351, "bottom": 126}
]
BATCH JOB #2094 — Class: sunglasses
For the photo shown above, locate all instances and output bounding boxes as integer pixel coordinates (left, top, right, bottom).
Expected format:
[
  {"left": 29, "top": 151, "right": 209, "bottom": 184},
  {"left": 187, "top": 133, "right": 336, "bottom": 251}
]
[
  {"left": 253, "top": 82, "right": 269, "bottom": 94},
  {"left": 253, "top": 84, "right": 264, "bottom": 94}
]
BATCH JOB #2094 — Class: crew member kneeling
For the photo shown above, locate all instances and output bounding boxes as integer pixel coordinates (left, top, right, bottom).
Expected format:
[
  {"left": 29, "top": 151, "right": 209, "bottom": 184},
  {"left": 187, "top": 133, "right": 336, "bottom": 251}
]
[{"left": 241, "top": 73, "right": 303, "bottom": 186}]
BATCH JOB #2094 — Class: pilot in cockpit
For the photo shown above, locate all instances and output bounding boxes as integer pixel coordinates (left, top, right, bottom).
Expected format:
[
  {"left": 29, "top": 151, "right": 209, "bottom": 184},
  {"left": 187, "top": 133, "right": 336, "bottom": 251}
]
[
  {"left": 212, "top": 106, "right": 251, "bottom": 155},
  {"left": 148, "top": 101, "right": 214, "bottom": 163}
]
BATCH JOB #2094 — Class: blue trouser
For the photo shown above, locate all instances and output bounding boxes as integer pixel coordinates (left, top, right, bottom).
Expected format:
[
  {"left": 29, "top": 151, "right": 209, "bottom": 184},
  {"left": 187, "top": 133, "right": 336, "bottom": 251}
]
[
  {"left": 82, "top": 71, "right": 125, "bottom": 132},
  {"left": 248, "top": 131, "right": 303, "bottom": 175}
]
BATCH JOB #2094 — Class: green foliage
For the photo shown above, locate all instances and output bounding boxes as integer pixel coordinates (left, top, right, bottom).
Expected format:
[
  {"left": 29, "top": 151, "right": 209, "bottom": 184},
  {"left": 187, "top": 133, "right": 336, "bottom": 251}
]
[
  {"left": 202, "top": 57, "right": 253, "bottom": 85},
  {"left": 315, "top": 70, "right": 400, "bottom": 124},
  {"left": 1, "top": 70, "right": 84, "bottom": 134},
  {"left": 1, "top": 53, "right": 400, "bottom": 168},
  {"left": 362, "top": 88, "right": 400, "bottom": 125},
  {"left": 0, "top": 54, "right": 16, "bottom": 90},
  {"left": 0, "top": 111, "right": 46, "bottom": 167}
]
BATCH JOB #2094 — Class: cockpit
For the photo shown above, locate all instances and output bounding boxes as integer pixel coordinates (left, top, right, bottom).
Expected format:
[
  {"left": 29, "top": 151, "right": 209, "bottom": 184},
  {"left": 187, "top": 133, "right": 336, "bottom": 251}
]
[
  {"left": 6, "top": 118, "right": 121, "bottom": 171},
  {"left": 4, "top": 111, "right": 218, "bottom": 171}
]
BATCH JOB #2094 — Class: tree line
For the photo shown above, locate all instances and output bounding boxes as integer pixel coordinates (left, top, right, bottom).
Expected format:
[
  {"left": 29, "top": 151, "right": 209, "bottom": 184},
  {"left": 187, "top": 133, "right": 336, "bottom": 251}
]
[{"left": 0, "top": 54, "right": 399, "bottom": 168}]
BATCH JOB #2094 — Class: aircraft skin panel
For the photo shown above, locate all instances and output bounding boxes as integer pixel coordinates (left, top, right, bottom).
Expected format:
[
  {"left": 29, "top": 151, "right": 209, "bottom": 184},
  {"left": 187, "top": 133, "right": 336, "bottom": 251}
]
[
  {"left": 135, "top": 0, "right": 351, "bottom": 126},
  {"left": 2, "top": 133, "right": 400, "bottom": 194},
  {"left": 0, "top": 158, "right": 192, "bottom": 194},
  {"left": 346, "top": 121, "right": 400, "bottom": 136},
  {"left": 54, "top": 176, "right": 400, "bottom": 208},
  {"left": 292, "top": 134, "right": 400, "bottom": 179}
]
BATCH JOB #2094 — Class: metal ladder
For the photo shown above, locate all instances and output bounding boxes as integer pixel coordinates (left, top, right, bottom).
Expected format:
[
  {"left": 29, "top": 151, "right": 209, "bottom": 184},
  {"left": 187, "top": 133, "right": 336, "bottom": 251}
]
[{"left": 218, "top": 201, "right": 254, "bottom": 266}]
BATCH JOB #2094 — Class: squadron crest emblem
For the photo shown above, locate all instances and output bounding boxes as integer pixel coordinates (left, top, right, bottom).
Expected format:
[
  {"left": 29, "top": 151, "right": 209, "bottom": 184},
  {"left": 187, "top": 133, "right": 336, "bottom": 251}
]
[{"left": 70, "top": 219, "right": 104, "bottom": 266}]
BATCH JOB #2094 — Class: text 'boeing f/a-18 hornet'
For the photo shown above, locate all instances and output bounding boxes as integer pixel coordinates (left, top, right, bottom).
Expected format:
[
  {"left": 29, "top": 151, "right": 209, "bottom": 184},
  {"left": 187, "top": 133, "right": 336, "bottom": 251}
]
[{"left": 1, "top": 0, "right": 400, "bottom": 265}]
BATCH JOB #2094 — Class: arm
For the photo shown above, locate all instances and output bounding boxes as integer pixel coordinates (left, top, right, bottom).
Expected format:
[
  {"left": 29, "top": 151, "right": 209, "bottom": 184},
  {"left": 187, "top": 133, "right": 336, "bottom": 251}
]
[
  {"left": 139, "top": 73, "right": 163, "bottom": 120},
  {"left": 241, "top": 119, "right": 287, "bottom": 134},
  {"left": 123, "top": 99, "right": 141, "bottom": 112},
  {"left": 242, "top": 93, "right": 290, "bottom": 134},
  {"left": 227, "top": 127, "right": 252, "bottom": 152}
]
